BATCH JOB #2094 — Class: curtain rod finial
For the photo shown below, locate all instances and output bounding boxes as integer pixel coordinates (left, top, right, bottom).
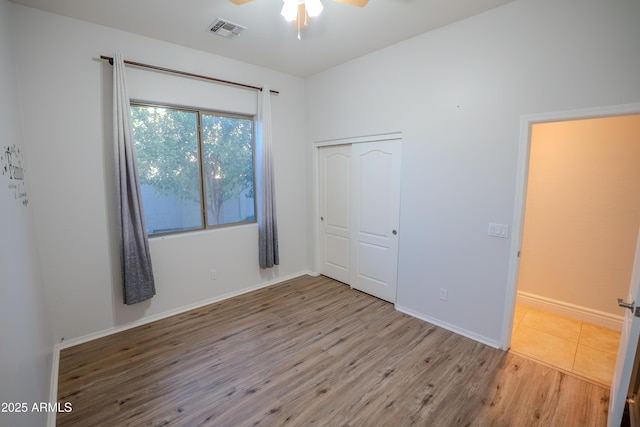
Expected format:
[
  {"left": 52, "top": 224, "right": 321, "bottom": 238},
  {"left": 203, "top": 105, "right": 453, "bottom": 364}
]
[{"left": 99, "top": 55, "right": 114, "bottom": 65}]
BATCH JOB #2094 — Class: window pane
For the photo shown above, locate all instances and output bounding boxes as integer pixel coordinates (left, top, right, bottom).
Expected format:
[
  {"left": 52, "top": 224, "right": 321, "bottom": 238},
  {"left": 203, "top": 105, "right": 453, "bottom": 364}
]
[
  {"left": 131, "top": 105, "right": 202, "bottom": 235},
  {"left": 201, "top": 114, "right": 255, "bottom": 226}
]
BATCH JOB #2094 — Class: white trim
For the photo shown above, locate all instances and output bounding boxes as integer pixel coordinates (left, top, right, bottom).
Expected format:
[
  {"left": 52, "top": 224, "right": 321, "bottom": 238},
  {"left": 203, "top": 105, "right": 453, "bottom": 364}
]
[
  {"left": 56, "top": 270, "right": 311, "bottom": 350},
  {"left": 517, "top": 291, "right": 623, "bottom": 331},
  {"left": 47, "top": 345, "right": 61, "bottom": 427},
  {"left": 396, "top": 304, "right": 501, "bottom": 350},
  {"left": 502, "top": 102, "right": 640, "bottom": 349},
  {"left": 314, "top": 132, "right": 402, "bottom": 147},
  {"left": 310, "top": 141, "right": 321, "bottom": 274}
]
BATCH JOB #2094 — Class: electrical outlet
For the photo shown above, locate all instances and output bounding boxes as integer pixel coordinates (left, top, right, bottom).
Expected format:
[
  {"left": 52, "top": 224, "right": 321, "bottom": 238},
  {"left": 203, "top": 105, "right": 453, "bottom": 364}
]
[
  {"left": 210, "top": 269, "right": 217, "bottom": 280},
  {"left": 440, "top": 288, "right": 448, "bottom": 301}
]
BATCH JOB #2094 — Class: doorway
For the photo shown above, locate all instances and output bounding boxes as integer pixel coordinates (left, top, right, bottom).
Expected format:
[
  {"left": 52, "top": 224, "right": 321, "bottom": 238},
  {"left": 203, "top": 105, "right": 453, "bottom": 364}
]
[{"left": 503, "top": 105, "right": 640, "bottom": 388}]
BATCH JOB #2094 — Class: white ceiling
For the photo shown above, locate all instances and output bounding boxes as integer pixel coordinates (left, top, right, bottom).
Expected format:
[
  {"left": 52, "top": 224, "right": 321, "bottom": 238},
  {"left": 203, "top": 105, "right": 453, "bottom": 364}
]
[{"left": 10, "top": 0, "right": 514, "bottom": 77}]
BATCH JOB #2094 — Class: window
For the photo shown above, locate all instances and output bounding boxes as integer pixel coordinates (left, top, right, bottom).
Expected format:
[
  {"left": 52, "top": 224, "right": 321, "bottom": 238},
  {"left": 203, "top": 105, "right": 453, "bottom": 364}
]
[{"left": 130, "top": 103, "right": 255, "bottom": 236}]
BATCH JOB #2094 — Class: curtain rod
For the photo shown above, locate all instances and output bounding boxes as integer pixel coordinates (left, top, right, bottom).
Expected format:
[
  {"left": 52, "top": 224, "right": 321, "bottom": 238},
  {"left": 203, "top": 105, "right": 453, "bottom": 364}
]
[{"left": 99, "top": 55, "right": 279, "bottom": 95}]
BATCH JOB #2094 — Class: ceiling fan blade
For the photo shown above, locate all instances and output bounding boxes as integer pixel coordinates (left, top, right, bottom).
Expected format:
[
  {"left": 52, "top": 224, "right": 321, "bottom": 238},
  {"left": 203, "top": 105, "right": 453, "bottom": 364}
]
[
  {"left": 334, "top": 0, "right": 369, "bottom": 7},
  {"left": 229, "top": 0, "right": 255, "bottom": 4},
  {"left": 293, "top": 3, "right": 311, "bottom": 28}
]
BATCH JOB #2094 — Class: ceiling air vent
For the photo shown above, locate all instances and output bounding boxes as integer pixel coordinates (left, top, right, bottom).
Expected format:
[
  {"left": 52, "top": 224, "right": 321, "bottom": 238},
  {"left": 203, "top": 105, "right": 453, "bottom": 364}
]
[{"left": 207, "top": 18, "right": 247, "bottom": 39}]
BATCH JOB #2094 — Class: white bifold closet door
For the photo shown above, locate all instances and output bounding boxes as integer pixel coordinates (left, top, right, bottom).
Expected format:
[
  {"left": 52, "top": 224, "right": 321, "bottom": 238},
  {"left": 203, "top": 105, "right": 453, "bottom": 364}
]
[{"left": 318, "top": 139, "right": 401, "bottom": 303}]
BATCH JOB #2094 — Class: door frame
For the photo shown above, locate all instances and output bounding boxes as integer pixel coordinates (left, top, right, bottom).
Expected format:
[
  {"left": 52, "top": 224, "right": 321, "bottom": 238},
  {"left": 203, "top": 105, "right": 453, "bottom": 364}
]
[
  {"left": 311, "top": 132, "right": 402, "bottom": 277},
  {"left": 501, "top": 103, "right": 640, "bottom": 350}
]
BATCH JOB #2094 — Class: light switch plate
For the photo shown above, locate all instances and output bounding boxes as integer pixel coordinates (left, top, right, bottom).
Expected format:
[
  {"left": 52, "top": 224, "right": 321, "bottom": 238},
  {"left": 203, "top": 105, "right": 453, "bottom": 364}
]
[{"left": 488, "top": 223, "right": 509, "bottom": 238}]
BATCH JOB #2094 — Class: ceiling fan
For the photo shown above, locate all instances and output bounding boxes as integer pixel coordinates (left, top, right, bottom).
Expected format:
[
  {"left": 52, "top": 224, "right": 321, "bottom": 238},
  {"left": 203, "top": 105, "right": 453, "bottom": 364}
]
[{"left": 230, "top": 0, "right": 369, "bottom": 38}]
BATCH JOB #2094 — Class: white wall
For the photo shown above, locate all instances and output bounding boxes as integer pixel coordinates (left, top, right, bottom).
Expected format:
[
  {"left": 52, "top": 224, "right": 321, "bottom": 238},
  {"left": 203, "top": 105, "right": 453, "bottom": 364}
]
[
  {"left": 0, "top": 1, "right": 53, "bottom": 425},
  {"left": 306, "top": 0, "right": 640, "bottom": 345},
  {"left": 10, "top": 4, "right": 308, "bottom": 343},
  {"left": 8, "top": 0, "right": 640, "bottom": 363}
]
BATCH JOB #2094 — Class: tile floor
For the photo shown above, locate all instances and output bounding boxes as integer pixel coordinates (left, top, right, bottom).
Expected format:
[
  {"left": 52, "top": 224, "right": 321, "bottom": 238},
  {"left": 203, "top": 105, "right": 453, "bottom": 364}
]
[{"left": 510, "top": 303, "right": 621, "bottom": 387}]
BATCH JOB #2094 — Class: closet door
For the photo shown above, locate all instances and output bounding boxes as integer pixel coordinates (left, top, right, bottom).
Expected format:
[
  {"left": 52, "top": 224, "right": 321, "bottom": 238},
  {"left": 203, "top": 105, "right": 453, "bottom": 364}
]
[
  {"left": 350, "top": 140, "right": 401, "bottom": 303},
  {"left": 318, "top": 145, "right": 351, "bottom": 284}
]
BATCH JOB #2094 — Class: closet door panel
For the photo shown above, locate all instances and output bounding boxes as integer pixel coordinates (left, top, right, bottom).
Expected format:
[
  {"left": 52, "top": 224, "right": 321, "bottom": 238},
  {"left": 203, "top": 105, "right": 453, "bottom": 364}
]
[
  {"left": 351, "top": 140, "right": 401, "bottom": 303},
  {"left": 318, "top": 145, "right": 351, "bottom": 284}
]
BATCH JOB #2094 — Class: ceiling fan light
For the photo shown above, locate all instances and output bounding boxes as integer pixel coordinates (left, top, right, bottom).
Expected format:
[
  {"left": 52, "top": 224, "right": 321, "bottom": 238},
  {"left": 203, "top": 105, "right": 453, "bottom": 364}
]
[
  {"left": 281, "top": 1, "right": 298, "bottom": 21},
  {"left": 305, "top": 0, "right": 323, "bottom": 17}
]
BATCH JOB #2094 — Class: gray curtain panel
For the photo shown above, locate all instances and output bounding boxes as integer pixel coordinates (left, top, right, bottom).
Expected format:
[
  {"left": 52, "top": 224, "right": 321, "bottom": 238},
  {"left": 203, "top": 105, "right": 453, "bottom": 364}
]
[
  {"left": 256, "top": 86, "right": 279, "bottom": 269},
  {"left": 113, "top": 53, "right": 156, "bottom": 304}
]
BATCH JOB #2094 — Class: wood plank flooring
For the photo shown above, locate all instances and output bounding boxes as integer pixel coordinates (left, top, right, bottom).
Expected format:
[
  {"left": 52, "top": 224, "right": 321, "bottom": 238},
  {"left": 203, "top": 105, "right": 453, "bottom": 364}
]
[{"left": 56, "top": 275, "right": 609, "bottom": 426}]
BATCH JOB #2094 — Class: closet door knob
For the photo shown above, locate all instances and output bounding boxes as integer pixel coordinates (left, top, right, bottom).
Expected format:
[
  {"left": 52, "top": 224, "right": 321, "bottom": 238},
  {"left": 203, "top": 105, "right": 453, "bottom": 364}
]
[{"left": 392, "top": 230, "right": 397, "bottom": 235}]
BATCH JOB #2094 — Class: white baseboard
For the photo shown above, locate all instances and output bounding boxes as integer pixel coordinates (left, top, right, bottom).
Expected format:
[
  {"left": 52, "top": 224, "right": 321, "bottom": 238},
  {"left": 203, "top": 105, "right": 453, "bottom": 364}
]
[
  {"left": 517, "top": 291, "right": 623, "bottom": 331},
  {"left": 57, "top": 270, "right": 312, "bottom": 350},
  {"left": 47, "top": 344, "right": 61, "bottom": 427},
  {"left": 395, "top": 304, "right": 502, "bottom": 349}
]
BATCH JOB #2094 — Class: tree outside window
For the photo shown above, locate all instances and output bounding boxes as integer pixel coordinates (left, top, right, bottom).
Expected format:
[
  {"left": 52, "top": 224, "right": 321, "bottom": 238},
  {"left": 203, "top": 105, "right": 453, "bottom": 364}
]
[{"left": 130, "top": 104, "right": 255, "bottom": 236}]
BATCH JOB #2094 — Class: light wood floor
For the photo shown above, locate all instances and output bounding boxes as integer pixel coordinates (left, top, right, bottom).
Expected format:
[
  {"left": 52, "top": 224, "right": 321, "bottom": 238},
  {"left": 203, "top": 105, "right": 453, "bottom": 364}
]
[
  {"left": 511, "top": 303, "right": 621, "bottom": 387},
  {"left": 57, "top": 275, "right": 609, "bottom": 426}
]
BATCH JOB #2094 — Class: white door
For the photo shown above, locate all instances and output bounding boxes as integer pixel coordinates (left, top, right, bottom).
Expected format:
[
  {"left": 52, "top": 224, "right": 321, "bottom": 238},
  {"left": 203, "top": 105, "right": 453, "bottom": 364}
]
[
  {"left": 318, "top": 145, "right": 351, "bottom": 284},
  {"left": 609, "top": 229, "right": 640, "bottom": 426},
  {"left": 350, "top": 140, "right": 401, "bottom": 303}
]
